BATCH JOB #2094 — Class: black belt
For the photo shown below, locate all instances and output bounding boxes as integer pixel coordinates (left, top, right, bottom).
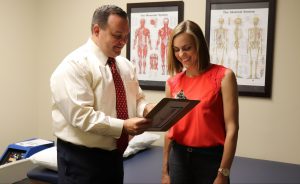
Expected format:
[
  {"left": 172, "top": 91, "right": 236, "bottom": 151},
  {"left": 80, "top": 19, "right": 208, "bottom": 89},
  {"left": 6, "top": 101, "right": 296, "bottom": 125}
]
[
  {"left": 172, "top": 141, "right": 223, "bottom": 155},
  {"left": 57, "top": 138, "right": 118, "bottom": 155}
]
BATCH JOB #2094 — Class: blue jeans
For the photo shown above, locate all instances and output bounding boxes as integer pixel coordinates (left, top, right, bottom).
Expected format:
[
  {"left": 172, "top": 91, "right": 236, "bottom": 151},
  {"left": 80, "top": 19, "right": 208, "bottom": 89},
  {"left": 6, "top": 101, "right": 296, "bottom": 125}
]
[{"left": 169, "top": 141, "right": 227, "bottom": 184}]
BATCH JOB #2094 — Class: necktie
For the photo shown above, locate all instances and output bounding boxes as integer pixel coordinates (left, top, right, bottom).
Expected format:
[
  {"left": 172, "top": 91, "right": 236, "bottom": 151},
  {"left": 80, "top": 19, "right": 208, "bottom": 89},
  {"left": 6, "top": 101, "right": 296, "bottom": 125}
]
[{"left": 107, "top": 57, "right": 129, "bottom": 154}]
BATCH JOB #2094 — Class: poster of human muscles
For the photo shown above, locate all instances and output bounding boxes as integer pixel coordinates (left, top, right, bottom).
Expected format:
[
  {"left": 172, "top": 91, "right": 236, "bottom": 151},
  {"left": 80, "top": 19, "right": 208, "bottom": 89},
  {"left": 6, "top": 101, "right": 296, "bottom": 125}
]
[{"left": 129, "top": 10, "right": 178, "bottom": 82}]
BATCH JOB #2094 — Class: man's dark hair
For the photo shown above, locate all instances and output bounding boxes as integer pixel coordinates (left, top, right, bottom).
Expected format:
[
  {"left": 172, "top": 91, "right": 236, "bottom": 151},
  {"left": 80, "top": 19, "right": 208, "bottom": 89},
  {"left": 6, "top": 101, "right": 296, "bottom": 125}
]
[{"left": 91, "top": 5, "right": 128, "bottom": 32}]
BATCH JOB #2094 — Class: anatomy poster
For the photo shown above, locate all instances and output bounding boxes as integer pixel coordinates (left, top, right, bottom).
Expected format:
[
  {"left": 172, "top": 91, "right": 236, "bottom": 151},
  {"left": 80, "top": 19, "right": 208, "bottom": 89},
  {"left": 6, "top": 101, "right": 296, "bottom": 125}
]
[
  {"left": 129, "top": 7, "right": 179, "bottom": 83},
  {"left": 209, "top": 7, "right": 269, "bottom": 87}
]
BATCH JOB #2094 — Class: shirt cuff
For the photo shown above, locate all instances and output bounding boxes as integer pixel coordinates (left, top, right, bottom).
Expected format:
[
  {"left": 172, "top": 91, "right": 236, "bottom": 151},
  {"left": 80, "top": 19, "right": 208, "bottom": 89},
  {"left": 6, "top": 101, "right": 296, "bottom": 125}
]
[
  {"left": 107, "top": 117, "right": 124, "bottom": 138},
  {"left": 137, "top": 100, "right": 148, "bottom": 117}
]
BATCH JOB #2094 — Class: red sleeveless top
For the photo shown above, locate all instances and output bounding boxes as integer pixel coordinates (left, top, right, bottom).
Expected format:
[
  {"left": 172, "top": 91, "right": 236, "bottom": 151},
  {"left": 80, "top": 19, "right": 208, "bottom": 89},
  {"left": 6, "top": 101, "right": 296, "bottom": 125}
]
[{"left": 167, "top": 64, "right": 227, "bottom": 147}]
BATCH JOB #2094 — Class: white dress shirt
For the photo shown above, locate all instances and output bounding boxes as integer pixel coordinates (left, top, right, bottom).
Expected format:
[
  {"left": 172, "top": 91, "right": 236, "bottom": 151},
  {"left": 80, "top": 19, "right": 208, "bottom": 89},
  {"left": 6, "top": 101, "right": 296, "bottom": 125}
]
[{"left": 50, "top": 38, "right": 148, "bottom": 150}]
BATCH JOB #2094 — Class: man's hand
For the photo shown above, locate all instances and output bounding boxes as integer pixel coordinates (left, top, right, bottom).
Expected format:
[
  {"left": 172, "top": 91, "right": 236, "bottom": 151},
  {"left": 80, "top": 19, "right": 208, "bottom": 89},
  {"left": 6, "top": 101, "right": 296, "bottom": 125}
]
[
  {"left": 143, "top": 103, "right": 156, "bottom": 117},
  {"left": 123, "top": 117, "right": 152, "bottom": 135}
]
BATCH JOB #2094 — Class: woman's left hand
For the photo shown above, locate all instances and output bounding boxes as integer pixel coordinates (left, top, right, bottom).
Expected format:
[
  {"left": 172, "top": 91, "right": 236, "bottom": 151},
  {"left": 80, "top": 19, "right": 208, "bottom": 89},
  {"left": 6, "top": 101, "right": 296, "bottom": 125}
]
[{"left": 213, "top": 174, "right": 229, "bottom": 184}]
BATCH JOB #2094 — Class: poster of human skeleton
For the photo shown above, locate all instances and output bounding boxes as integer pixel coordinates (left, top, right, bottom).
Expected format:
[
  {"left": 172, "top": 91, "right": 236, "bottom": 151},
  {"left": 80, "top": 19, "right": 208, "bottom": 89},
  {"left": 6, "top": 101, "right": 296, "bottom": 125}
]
[
  {"left": 209, "top": 7, "right": 269, "bottom": 87},
  {"left": 127, "top": 2, "right": 184, "bottom": 90}
]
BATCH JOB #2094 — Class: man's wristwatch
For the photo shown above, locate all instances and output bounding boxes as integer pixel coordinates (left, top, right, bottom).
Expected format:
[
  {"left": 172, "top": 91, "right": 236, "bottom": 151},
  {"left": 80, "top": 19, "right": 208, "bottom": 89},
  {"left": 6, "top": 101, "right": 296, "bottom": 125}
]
[{"left": 218, "top": 168, "right": 230, "bottom": 177}]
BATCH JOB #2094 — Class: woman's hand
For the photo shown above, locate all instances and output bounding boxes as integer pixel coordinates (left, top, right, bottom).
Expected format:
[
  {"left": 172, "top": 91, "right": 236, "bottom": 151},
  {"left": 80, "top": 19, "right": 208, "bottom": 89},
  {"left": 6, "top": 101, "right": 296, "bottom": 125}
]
[
  {"left": 161, "top": 172, "right": 171, "bottom": 184},
  {"left": 213, "top": 174, "right": 229, "bottom": 184}
]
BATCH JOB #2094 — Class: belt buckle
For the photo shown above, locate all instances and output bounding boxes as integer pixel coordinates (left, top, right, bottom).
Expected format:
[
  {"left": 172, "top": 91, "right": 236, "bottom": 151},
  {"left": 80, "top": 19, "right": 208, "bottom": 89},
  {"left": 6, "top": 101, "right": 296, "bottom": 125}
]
[{"left": 187, "top": 147, "right": 193, "bottom": 152}]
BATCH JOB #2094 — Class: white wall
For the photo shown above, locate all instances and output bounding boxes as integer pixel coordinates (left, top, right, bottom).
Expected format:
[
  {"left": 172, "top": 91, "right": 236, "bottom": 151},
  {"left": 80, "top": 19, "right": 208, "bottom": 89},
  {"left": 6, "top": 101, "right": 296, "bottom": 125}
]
[
  {"left": 0, "top": 0, "right": 38, "bottom": 150},
  {"left": 0, "top": 0, "right": 300, "bottom": 165}
]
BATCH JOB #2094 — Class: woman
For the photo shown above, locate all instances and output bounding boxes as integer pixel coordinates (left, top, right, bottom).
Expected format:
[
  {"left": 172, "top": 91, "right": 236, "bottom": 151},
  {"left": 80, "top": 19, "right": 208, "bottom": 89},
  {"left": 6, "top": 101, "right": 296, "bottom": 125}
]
[{"left": 161, "top": 20, "right": 239, "bottom": 184}]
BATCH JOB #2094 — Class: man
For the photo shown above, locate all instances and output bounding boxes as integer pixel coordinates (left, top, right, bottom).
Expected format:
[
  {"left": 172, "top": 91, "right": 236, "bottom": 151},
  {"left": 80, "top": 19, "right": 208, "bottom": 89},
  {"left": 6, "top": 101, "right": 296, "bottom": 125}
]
[{"left": 50, "top": 5, "right": 153, "bottom": 184}]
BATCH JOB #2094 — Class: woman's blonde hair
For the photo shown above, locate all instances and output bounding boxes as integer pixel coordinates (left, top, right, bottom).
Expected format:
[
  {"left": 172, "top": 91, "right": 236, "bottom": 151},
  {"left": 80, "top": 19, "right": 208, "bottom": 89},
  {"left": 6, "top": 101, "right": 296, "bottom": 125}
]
[{"left": 167, "top": 20, "right": 210, "bottom": 76}]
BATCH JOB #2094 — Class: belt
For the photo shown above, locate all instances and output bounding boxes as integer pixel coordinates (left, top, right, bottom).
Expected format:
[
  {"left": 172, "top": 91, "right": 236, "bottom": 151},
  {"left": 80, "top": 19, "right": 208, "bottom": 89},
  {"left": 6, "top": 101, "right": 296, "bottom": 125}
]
[
  {"left": 57, "top": 138, "right": 118, "bottom": 154},
  {"left": 172, "top": 141, "right": 223, "bottom": 155}
]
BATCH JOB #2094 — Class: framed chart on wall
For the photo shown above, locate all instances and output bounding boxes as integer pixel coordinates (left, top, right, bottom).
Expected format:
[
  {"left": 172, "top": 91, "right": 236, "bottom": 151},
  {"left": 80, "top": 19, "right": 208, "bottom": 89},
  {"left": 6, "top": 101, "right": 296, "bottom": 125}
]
[
  {"left": 205, "top": 0, "right": 276, "bottom": 97},
  {"left": 127, "top": 1, "right": 184, "bottom": 90}
]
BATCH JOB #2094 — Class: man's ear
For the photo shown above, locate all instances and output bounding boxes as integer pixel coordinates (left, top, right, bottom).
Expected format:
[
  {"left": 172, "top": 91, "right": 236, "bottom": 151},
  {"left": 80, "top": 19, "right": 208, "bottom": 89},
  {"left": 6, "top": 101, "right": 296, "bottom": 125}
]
[{"left": 92, "top": 24, "right": 100, "bottom": 36}]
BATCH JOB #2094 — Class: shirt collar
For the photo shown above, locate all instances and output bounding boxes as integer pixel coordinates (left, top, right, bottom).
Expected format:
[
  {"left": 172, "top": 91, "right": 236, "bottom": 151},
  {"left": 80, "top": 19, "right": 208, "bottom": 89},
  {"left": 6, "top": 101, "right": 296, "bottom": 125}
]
[{"left": 86, "top": 38, "right": 109, "bottom": 66}]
